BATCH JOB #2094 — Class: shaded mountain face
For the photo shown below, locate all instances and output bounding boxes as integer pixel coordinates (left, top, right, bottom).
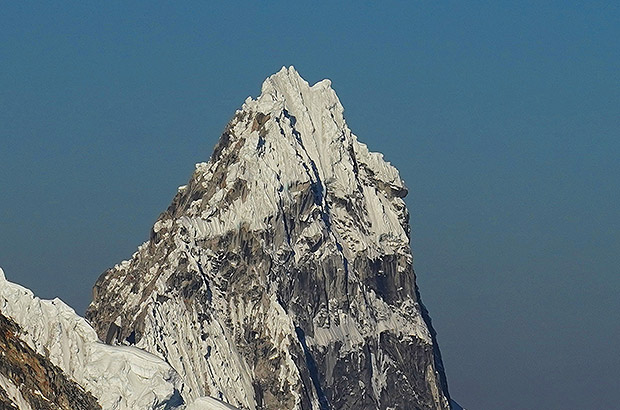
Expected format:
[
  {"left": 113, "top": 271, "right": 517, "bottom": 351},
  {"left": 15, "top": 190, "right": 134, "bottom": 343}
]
[{"left": 86, "top": 67, "right": 451, "bottom": 410}]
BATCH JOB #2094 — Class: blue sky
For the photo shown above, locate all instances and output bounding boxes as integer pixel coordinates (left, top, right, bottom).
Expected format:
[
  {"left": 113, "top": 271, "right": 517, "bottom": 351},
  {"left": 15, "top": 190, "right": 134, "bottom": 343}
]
[{"left": 1, "top": 2, "right": 619, "bottom": 409}]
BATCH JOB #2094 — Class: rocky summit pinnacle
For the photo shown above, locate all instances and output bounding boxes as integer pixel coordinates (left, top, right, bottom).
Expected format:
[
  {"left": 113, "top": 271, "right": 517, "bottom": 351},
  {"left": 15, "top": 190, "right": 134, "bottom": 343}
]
[{"left": 86, "top": 67, "right": 452, "bottom": 410}]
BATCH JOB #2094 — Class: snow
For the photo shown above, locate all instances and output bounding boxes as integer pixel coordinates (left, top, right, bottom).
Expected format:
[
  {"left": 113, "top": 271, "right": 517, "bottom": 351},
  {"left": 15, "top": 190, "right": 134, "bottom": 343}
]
[
  {"left": 0, "top": 267, "right": 183, "bottom": 410},
  {"left": 0, "top": 373, "right": 33, "bottom": 410},
  {"left": 177, "top": 66, "right": 410, "bottom": 262},
  {"left": 185, "top": 396, "right": 239, "bottom": 410}
]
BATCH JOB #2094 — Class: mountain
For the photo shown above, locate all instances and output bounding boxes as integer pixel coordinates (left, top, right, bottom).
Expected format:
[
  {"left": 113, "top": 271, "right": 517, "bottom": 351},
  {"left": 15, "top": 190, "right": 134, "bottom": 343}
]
[
  {"left": 86, "top": 66, "right": 452, "bottom": 410},
  {"left": 0, "top": 267, "right": 242, "bottom": 410},
  {"left": 0, "top": 268, "right": 184, "bottom": 409}
]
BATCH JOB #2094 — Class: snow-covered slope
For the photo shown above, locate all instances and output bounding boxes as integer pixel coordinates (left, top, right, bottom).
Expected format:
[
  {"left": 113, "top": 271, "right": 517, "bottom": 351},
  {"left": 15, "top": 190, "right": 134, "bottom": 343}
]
[
  {"left": 0, "top": 267, "right": 184, "bottom": 410},
  {"left": 0, "top": 310, "right": 100, "bottom": 410},
  {"left": 87, "top": 67, "right": 452, "bottom": 409}
]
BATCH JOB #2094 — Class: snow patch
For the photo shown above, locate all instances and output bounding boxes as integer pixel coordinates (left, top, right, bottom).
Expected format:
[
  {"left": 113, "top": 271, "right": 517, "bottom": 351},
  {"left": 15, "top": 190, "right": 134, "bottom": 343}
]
[{"left": 0, "top": 373, "right": 33, "bottom": 410}]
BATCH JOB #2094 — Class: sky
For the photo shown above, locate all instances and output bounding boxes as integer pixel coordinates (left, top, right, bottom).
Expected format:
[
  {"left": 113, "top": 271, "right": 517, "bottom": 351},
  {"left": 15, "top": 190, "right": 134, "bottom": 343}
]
[{"left": 1, "top": 2, "right": 619, "bottom": 409}]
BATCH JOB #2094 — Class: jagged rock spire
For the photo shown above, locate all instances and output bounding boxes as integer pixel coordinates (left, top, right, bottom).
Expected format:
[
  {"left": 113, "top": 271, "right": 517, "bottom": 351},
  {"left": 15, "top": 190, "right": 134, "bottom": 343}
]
[{"left": 87, "top": 68, "right": 451, "bottom": 410}]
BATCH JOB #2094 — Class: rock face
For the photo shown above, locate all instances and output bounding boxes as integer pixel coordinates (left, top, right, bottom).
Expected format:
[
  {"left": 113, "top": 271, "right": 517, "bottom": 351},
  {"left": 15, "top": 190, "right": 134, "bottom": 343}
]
[{"left": 86, "top": 67, "right": 451, "bottom": 410}]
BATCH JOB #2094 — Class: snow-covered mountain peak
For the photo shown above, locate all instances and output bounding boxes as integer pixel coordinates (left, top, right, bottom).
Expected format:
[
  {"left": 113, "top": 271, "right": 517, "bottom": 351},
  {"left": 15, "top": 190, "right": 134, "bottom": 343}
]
[
  {"left": 252, "top": 66, "right": 340, "bottom": 120},
  {"left": 242, "top": 65, "right": 348, "bottom": 179},
  {"left": 180, "top": 67, "right": 409, "bottom": 261},
  {"left": 87, "top": 68, "right": 451, "bottom": 410}
]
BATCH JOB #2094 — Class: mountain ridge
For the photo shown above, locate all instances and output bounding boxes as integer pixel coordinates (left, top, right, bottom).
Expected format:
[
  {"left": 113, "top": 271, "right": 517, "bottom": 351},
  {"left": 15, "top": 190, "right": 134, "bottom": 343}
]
[{"left": 0, "top": 267, "right": 242, "bottom": 410}]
